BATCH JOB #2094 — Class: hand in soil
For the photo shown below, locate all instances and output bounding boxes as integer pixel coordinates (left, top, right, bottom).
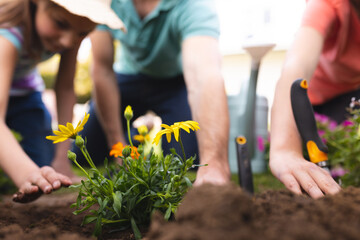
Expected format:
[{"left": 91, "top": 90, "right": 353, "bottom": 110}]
[
  {"left": 269, "top": 153, "right": 341, "bottom": 198},
  {"left": 12, "top": 166, "right": 72, "bottom": 203},
  {"left": 12, "top": 190, "right": 43, "bottom": 203},
  {"left": 193, "top": 161, "right": 230, "bottom": 186}
]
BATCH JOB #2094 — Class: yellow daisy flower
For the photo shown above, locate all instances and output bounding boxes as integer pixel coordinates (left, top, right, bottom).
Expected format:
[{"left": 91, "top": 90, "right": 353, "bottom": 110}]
[
  {"left": 46, "top": 113, "right": 90, "bottom": 143},
  {"left": 152, "top": 120, "right": 200, "bottom": 145}
]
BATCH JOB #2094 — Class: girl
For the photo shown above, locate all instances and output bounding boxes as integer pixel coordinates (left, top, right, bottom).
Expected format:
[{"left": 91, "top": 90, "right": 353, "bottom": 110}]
[
  {"left": 0, "top": 0, "right": 124, "bottom": 203},
  {"left": 270, "top": 0, "right": 360, "bottom": 199}
]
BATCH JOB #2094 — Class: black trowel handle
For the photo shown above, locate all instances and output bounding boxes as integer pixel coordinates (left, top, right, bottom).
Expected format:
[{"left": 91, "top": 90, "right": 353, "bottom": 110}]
[
  {"left": 235, "top": 136, "right": 254, "bottom": 194},
  {"left": 290, "top": 79, "right": 330, "bottom": 170}
]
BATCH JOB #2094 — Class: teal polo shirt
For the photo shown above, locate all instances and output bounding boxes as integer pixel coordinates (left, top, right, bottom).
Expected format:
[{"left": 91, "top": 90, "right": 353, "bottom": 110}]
[{"left": 99, "top": 0, "right": 220, "bottom": 78}]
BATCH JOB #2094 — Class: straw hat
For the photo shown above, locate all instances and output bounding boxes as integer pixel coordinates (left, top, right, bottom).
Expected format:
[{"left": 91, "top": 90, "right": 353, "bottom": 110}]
[{"left": 50, "top": 0, "right": 126, "bottom": 32}]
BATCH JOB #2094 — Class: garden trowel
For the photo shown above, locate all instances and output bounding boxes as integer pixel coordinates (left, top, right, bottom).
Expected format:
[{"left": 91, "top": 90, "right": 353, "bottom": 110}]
[
  {"left": 290, "top": 78, "right": 330, "bottom": 172},
  {"left": 235, "top": 136, "right": 254, "bottom": 194}
]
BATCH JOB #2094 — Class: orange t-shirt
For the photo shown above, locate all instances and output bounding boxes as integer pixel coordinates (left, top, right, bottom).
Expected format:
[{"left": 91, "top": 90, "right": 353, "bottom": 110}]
[{"left": 302, "top": 0, "right": 360, "bottom": 105}]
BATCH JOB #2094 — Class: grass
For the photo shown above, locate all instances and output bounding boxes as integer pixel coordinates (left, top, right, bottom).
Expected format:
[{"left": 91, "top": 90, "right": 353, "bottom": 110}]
[
  {"left": 0, "top": 160, "right": 284, "bottom": 200},
  {"left": 163, "top": 169, "right": 284, "bottom": 194},
  {"left": 232, "top": 171, "right": 285, "bottom": 193},
  {"left": 73, "top": 164, "right": 283, "bottom": 194}
]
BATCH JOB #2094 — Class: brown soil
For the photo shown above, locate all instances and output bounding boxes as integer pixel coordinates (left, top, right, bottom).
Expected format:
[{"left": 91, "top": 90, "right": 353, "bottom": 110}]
[
  {"left": 0, "top": 190, "right": 140, "bottom": 240},
  {"left": 1, "top": 184, "right": 360, "bottom": 240},
  {"left": 147, "top": 183, "right": 360, "bottom": 240}
]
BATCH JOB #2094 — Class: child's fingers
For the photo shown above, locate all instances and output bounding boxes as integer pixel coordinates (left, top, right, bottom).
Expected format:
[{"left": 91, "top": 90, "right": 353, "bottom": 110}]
[
  {"left": 55, "top": 172, "right": 72, "bottom": 187},
  {"left": 40, "top": 166, "right": 72, "bottom": 189},
  {"left": 39, "top": 166, "right": 61, "bottom": 189},
  {"left": 13, "top": 183, "right": 41, "bottom": 203},
  {"left": 28, "top": 172, "right": 53, "bottom": 194}
]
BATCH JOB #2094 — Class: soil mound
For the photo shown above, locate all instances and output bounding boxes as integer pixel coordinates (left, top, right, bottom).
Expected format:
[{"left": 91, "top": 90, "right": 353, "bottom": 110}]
[{"left": 147, "top": 183, "right": 360, "bottom": 240}]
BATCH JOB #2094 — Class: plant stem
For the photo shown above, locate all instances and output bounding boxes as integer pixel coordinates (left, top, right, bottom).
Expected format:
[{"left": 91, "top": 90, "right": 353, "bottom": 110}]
[
  {"left": 178, "top": 132, "right": 186, "bottom": 162},
  {"left": 127, "top": 119, "right": 133, "bottom": 147},
  {"left": 81, "top": 147, "right": 97, "bottom": 170},
  {"left": 73, "top": 160, "right": 96, "bottom": 186}
]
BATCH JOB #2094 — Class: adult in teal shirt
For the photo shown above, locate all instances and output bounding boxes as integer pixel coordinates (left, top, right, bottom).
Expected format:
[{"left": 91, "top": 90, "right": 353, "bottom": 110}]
[{"left": 80, "top": 0, "right": 230, "bottom": 185}]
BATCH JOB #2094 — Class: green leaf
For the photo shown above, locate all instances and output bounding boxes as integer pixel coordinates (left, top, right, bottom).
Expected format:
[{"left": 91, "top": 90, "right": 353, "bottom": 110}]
[
  {"left": 82, "top": 215, "right": 98, "bottom": 225},
  {"left": 164, "top": 203, "right": 172, "bottom": 220},
  {"left": 93, "top": 215, "right": 103, "bottom": 237},
  {"left": 130, "top": 216, "right": 142, "bottom": 240},
  {"left": 113, "top": 191, "right": 122, "bottom": 217},
  {"left": 184, "top": 177, "right": 193, "bottom": 187}
]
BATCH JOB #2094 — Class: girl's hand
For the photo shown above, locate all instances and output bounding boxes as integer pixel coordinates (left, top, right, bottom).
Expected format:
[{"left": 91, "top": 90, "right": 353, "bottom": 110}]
[
  {"left": 269, "top": 150, "right": 341, "bottom": 198},
  {"left": 12, "top": 166, "right": 72, "bottom": 203}
]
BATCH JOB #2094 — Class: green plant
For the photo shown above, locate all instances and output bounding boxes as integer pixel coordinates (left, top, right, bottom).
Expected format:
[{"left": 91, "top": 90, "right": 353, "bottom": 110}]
[
  {"left": 262, "top": 100, "right": 360, "bottom": 187},
  {"left": 317, "top": 102, "right": 360, "bottom": 187},
  {"left": 47, "top": 106, "right": 202, "bottom": 239}
]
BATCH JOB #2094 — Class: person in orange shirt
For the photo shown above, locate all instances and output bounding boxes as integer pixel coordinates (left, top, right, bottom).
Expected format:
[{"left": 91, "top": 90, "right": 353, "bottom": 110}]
[{"left": 269, "top": 0, "right": 360, "bottom": 198}]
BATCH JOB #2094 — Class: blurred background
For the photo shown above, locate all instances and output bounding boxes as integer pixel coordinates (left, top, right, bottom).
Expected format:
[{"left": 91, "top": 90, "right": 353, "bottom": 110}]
[
  {"left": 38, "top": 0, "right": 307, "bottom": 173},
  {"left": 39, "top": 0, "right": 306, "bottom": 106}
]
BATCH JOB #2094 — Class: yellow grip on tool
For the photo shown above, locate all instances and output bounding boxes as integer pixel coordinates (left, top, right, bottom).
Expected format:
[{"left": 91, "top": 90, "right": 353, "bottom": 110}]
[
  {"left": 236, "top": 136, "right": 247, "bottom": 145},
  {"left": 306, "top": 140, "right": 328, "bottom": 164},
  {"left": 300, "top": 79, "right": 308, "bottom": 89}
]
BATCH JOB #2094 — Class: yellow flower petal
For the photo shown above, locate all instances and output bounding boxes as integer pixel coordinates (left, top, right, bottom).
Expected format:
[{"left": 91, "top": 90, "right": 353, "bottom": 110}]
[
  {"left": 172, "top": 126, "right": 179, "bottom": 141},
  {"left": 134, "top": 134, "right": 145, "bottom": 143},
  {"left": 76, "top": 113, "right": 90, "bottom": 132},
  {"left": 66, "top": 122, "right": 75, "bottom": 133},
  {"left": 46, "top": 135, "right": 59, "bottom": 141},
  {"left": 151, "top": 120, "right": 199, "bottom": 145},
  {"left": 53, "top": 130, "right": 63, "bottom": 136},
  {"left": 178, "top": 123, "right": 191, "bottom": 133},
  {"left": 166, "top": 132, "right": 172, "bottom": 143},
  {"left": 53, "top": 137, "right": 69, "bottom": 143},
  {"left": 152, "top": 133, "right": 162, "bottom": 145},
  {"left": 161, "top": 124, "right": 171, "bottom": 129},
  {"left": 187, "top": 121, "right": 200, "bottom": 130},
  {"left": 46, "top": 113, "right": 90, "bottom": 144},
  {"left": 58, "top": 124, "right": 72, "bottom": 135}
]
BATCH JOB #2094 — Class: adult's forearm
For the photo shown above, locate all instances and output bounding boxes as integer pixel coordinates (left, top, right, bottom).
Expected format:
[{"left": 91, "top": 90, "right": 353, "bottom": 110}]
[
  {"left": 270, "top": 78, "right": 303, "bottom": 156},
  {"left": 0, "top": 122, "right": 38, "bottom": 187},
  {"left": 188, "top": 75, "right": 230, "bottom": 168},
  {"left": 92, "top": 69, "right": 126, "bottom": 147}
]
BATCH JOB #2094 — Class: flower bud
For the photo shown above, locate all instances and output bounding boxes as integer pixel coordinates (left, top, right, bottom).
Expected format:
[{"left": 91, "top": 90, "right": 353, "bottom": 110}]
[
  {"left": 122, "top": 146, "right": 132, "bottom": 157},
  {"left": 137, "top": 144, "right": 143, "bottom": 154},
  {"left": 75, "top": 135, "right": 84, "bottom": 148},
  {"left": 138, "top": 125, "right": 148, "bottom": 136},
  {"left": 124, "top": 105, "right": 133, "bottom": 121},
  {"left": 67, "top": 150, "right": 77, "bottom": 162}
]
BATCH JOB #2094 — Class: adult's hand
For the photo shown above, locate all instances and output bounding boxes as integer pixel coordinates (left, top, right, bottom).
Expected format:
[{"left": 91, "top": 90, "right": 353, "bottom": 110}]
[
  {"left": 269, "top": 150, "right": 341, "bottom": 199},
  {"left": 12, "top": 166, "right": 72, "bottom": 203},
  {"left": 193, "top": 161, "right": 230, "bottom": 186}
]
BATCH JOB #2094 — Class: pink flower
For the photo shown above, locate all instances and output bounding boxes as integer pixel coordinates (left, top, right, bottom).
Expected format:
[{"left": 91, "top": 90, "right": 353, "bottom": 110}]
[
  {"left": 314, "top": 113, "right": 330, "bottom": 124},
  {"left": 342, "top": 120, "right": 354, "bottom": 127},
  {"left": 318, "top": 130, "right": 325, "bottom": 137},
  {"left": 330, "top": 167, "right": 347, "bottom": 178},
  {"left": 257, "top": 136, "right": 265, "bottom": 152},
  {"left": 328, "top": 120, "right": 337, "bottom": 131}
]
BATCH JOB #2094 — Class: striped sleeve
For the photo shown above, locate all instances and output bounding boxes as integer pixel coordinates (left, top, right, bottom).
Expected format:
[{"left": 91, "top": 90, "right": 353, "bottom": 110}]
[{"left": 0, "top": 27, "right": 23, "bottom": 52}]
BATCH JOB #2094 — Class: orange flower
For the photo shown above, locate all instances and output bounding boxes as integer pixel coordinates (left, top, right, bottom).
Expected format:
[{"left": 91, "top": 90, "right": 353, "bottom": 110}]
[{"left": 110, "top": 142, "right": 140, "bottom": 159}]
